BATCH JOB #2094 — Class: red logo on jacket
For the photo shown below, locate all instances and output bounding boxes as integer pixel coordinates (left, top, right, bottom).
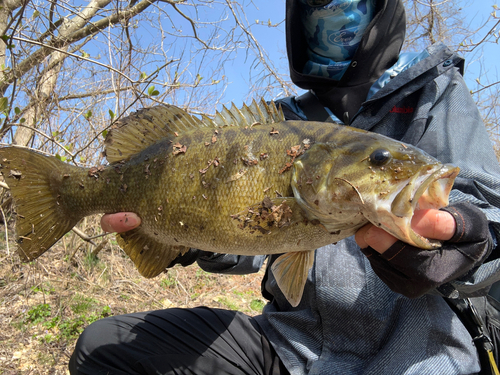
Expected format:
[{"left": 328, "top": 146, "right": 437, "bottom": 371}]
[{"left": 390, "top": 106, "right": 414, "bottom": 114}]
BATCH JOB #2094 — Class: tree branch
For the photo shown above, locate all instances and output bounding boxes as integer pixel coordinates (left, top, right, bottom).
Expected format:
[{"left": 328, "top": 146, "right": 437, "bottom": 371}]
[
  {"left": 9, "top": 36, "right": 137, "bottom": 83},
  {"left": 0, "top": 0, "right": 156, "bottom": 95},
  {"left": 472, "top": 80, "right": 500, "bottom": 95}
]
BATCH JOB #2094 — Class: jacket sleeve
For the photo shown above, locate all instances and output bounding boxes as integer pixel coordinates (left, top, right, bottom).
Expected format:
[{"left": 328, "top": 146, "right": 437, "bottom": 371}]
[
  {"left": 166, "top": 248, "right": 266, "bottom": 275},
  {"left": 410, "top": 68, "right": 500, "bottom": 297},
  {"left": 197, "top": 253, "right": 267, "bottom": 275}
]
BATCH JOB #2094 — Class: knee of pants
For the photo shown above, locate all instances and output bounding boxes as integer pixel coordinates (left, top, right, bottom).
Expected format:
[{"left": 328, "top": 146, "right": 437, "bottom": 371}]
[{"left": 70, "top": 315, "right": 128, "bottom": 371}]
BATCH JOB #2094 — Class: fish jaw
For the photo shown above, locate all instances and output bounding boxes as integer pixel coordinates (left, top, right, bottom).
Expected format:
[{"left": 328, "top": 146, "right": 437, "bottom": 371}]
[
  {"left": 291, "top": 157, "right": 370, "bottom": 234},
  {"left": 366, "top": 164, "right": 460, "bottom": 249}
]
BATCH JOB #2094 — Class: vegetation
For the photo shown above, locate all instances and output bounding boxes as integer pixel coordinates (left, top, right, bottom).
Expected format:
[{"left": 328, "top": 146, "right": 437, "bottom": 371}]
[{"left": 0, "top": 227, "right": 266, "bottom": 373}]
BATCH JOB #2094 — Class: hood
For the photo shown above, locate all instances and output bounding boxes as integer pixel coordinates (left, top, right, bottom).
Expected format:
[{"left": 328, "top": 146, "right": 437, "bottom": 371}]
[{"left": 286, "top": 0, "right": 406, "bottom": 121}]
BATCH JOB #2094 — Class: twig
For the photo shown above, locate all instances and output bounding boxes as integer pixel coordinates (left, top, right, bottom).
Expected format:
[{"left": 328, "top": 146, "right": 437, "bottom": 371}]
[
  {"left": 0, "top": 200, "right": 9, "bottom": 256},
  {"left": 6, "top": 123, "right": 76, "bottom": 159},
  {"left": 0, "top": 0, "right": 157, "bottom": 94},
  {"left": 334, "top": 177, "right": 365, "bottom": 205},
  {"left": 460, "top": 19, "right": 500, "bottom": 54},
  {"left": 224, "top": 0, "right": 291, "bottom": 95},
  {"left": 71, "top": 226, "right": 97, "bottom": 246},
  {"left": 10, "top": 36, "right": 137, "bottom": 84},
  {"left": 96, "top": 264, "right": 108, "bottom": 282},
  {"left": 71, "top": 226, "right": 112, "bottom": 257},
  {"left": 69, "top": 243, "right": 83, "bottom": 261},
  {"left": 72, "top": 60, "right": 176, "bottom": 160},
  {"left": 471, "top": 80, "right": 500, "bottom": 95},
  {"left": 91, "top": 239, "right": 108, "bottom": 257},
  {"left": 170, "top": 3, "right": 211, "bottom": 49}
]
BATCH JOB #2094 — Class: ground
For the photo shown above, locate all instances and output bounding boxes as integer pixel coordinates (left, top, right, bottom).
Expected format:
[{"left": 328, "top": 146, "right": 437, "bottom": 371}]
[{"left": 0, "top": 216, "right": 266, "bottom": 374}]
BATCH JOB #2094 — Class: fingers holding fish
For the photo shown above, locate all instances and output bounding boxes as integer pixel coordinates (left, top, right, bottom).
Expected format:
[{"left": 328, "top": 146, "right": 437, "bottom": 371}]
[
  {"left": 355, "top": 223, "right": 397, "bottom": 253},
  {"left": 355, "top": 208, "right": 456, "bottom": 253},
  {"left": 409, "top": 209, "right": 456, "bottom": 242}
]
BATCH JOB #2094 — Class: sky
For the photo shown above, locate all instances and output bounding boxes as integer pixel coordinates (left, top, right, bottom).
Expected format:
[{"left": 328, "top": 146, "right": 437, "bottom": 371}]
[
  {"left": 218, "top": 0, "right": 499, "bottom": 105},
  {"left": 457, "top": 0, "right": 499, "bottom": 92}
]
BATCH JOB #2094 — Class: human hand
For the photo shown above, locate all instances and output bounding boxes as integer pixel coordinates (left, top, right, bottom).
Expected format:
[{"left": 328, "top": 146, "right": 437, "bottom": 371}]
[
  {"left": 356, "top": 203, "right": 493, "bottom": 298},
  {"left": 101, "top": 212, "right": 141, "bottom": 233},
  {"left": 355, "top": 208, "right": 456, "bottom": 253},
  {"left": 100, "top": 212, "right": 201, "bottom": 268}
]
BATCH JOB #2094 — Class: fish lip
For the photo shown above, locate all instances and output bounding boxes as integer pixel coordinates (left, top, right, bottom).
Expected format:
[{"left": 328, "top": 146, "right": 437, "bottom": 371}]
[
  {"left": 391, "top": 164, "right": 460, "bottom": 249},
  {"left": 412, "top": 164, "right": 460, "bottom": 212}
]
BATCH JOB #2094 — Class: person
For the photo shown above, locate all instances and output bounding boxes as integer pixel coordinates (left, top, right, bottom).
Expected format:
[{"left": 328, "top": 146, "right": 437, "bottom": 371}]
[{"left": 69, "top": 0, "right": 500, "bottom": 374}]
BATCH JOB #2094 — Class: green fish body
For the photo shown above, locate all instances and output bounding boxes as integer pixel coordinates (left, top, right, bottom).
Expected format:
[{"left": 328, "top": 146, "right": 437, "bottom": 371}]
[{"left": 0, "top": 100, "right": 459, "bottom": 306}]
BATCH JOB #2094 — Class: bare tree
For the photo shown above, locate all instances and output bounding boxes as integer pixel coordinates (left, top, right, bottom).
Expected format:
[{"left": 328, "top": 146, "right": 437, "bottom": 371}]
[
  {"left": 0, "top": 0, "right": 158, "bottom": 147},
  {"left": 403, "top": 0, "right": 465, "bottom": 49},
  {"left": 0, "top": 0, "right": 290, "bottom": 162}
]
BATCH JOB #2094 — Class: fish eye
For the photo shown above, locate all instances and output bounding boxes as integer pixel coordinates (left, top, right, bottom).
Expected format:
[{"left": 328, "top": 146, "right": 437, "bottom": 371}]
[{"left": 369, "top": 149, "right": 392, "bottom": 166}]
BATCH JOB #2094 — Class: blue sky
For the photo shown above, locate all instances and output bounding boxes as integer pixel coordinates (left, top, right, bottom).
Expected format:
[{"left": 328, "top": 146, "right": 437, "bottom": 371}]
[
  {"left": 220, "top": 0, "right": 499, "bottom": 105},
  {"left": 458, "top": 0, "right": 499, "bottom": 92}
]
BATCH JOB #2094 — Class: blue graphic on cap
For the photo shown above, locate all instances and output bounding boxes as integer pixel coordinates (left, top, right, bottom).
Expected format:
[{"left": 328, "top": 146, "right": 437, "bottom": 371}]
[{"left": 300, "top": 0, "right": 376, "bottom": 79}]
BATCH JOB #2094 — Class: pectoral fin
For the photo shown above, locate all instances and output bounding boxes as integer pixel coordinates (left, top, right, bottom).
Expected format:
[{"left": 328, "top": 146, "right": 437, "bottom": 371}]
[
  {"left": 116, "top": 228, "right": 190, "bottom": 278},
  {"left": 271, "top": 250, "right": 315, "bottom": 307}
]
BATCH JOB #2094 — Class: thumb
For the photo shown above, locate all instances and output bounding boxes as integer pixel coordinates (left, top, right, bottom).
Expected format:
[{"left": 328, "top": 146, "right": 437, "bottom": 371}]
[
  {"left": 410, "top": 209, "right": 456, "bottom": 241},
  {"left": 101, "top": 212, "right": 141, "bottom": 233}
]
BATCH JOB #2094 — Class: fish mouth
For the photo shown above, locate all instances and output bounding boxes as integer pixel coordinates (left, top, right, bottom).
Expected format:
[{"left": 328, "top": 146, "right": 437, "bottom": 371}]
[{"left": 388, "top": 164, "right": 460, "bottom": 249}]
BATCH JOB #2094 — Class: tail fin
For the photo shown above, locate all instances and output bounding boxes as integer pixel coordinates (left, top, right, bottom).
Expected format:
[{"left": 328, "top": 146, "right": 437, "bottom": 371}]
[{"left": 0, "top": 147, "right": 80, "bottom": 261}]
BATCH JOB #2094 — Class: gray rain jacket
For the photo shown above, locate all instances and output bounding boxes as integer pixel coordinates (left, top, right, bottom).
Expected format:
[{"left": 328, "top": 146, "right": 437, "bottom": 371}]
[{"left": 197, "top": 43, "right": 500, "bottom": 374}]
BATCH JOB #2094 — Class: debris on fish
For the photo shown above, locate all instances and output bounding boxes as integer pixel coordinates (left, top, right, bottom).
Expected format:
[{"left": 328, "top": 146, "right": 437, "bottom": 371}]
[{"left": 0, "top": 99, "right": 459, "bottom": 306}]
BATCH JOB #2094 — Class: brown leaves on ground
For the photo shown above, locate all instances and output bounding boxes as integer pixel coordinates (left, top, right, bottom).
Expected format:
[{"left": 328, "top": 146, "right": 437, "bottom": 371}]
[{"left": 0, "top": 215, "right": 265, "bottom": 374}]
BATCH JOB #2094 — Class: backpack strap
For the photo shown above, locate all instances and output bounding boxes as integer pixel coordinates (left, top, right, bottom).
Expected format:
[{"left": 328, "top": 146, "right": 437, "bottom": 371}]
[{"left": 444, "top": 297, "right": 500, "bottom": 375}]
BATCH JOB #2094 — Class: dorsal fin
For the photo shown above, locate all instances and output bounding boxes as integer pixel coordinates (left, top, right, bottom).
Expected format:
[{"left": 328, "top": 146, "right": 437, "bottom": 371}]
[
  {"left": 104, "top": 98, "right": 284, "bottom": 164},
  {"left": 212, "top": 98, "right": 284, "bottom": 127},
  {"left": 104, "top": 105, "right": 209, "bottom": 164}
]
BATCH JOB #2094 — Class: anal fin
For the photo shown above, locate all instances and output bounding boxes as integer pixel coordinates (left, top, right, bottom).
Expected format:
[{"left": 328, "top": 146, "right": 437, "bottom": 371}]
[
  {"left": 116, "top": 228, "right": 189, "bottom": 278},
  {"left": 271, "top": 250, "right": 315, "bottom": 307}
]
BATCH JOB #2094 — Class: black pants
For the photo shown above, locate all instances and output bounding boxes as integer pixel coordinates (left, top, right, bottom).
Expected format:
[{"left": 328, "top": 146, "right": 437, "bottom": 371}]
[{"left": 69, "top": 307, "right": 289, "bottom": 375}]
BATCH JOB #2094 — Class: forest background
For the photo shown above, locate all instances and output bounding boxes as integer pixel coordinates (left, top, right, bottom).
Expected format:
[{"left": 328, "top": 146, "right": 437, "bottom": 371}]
[{"left": 0, "top": 0, "right": 498, "bottom": 373}]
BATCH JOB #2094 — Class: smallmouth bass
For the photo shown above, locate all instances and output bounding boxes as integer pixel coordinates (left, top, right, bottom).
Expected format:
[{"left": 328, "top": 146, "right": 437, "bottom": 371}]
[{"left": 0, "top": 99, "right": 459, "bottom": 306}]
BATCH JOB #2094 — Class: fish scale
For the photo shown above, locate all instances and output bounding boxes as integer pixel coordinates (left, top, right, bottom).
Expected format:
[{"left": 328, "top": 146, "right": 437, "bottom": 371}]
[{"left": 0, "top": 99, "right": 459, "bottom": 306}]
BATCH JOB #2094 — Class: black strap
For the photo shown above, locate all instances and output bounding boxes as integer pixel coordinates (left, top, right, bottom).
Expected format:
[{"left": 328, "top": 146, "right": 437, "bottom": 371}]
[
  {"left": 445, "top": 297, "right": 499, "bottom": 375},
  {"left": 295, "top": 92, "right": 335, "bottom": 123}
]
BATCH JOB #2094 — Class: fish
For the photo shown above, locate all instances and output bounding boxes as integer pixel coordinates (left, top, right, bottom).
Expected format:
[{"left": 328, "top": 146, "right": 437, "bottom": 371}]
[{"left": 0, "top": 99, "right": 459, "bottom": 306}]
